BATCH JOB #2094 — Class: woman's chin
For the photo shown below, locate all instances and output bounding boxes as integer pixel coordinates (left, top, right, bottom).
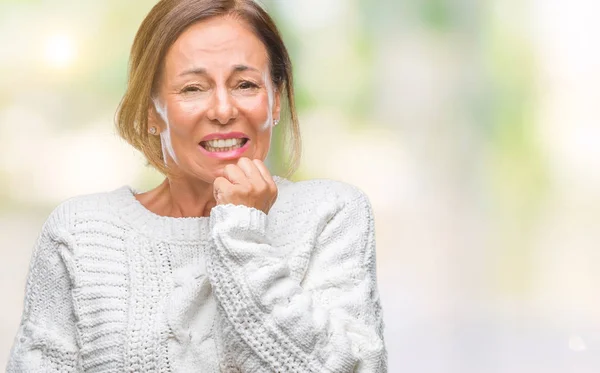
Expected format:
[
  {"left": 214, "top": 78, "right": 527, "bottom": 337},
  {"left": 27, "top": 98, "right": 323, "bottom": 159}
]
[{"left": 211, "top": 168, "right": 225, "bottom": 180}]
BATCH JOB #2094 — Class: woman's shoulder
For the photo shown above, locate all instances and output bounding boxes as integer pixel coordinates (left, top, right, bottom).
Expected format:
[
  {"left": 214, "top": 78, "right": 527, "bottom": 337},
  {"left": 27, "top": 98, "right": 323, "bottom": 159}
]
[
  {"left": 276, "top": 176, "right": 371, "bottom": 206},
  {"left": 40, "top": 186, "right": 133, "bottom": 239},
  {"left": 274, "top": 177, "right": 373, "bottom": 223},
  {"left": 273, "top": 177, "right": 375, "bottom": 257}
]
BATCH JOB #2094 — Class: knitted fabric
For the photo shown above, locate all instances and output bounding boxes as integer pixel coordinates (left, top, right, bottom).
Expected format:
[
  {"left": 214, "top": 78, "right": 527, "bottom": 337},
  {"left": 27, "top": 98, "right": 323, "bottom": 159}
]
[{"left": 7, "top": 176, "right": 387, "bottom": 372}]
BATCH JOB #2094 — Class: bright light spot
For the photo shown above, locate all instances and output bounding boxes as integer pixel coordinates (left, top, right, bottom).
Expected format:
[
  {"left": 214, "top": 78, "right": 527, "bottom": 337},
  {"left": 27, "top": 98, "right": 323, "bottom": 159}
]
[
  {"left": 44, "top": 34, "right": 76, "bottom": 68},
  {"left": 569, "top": 335, "right": 587, "bottom": 352}
]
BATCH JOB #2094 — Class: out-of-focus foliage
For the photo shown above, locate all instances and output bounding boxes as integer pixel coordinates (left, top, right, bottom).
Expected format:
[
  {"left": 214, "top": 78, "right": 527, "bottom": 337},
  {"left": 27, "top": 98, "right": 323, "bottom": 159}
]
[{"left": 2, "top": 1, "right": 600, "bottom": 372}]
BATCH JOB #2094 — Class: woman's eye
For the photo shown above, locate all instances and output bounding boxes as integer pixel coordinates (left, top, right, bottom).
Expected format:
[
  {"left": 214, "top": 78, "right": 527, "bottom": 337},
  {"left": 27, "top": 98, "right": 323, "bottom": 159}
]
[
  {"left": 181, "top": 86, "right": 202, "bottom": 93},
  {"left": 238, "top": 81, "right": 258, "bottom": 90}
]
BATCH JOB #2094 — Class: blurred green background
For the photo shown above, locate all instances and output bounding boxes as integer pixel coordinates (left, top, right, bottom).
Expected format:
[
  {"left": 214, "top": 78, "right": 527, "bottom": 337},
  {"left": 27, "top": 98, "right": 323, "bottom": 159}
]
[{"left": 2, "top": 0, "right": 600, "bottom": 371}]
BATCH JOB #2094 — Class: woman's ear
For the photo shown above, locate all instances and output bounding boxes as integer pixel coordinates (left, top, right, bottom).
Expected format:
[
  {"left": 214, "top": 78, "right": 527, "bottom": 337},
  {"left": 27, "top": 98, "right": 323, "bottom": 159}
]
[
  {"left": 272, "top": 87, "right": 281, "bottom": 125},
  {"left": 147, "top": 100, "right": 165, "bottom": 134}
]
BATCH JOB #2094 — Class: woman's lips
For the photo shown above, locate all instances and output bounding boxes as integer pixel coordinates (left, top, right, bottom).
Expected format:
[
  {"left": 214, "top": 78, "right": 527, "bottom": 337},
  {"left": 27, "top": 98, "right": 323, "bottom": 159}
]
[{"left": 198, "top": 138, "right": 250, "bottom": 160}]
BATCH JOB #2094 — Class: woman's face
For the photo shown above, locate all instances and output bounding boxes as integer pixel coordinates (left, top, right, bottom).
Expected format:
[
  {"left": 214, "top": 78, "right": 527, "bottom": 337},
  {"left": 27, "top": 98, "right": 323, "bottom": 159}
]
[{"left": 150, "top": 16, "right": 280, "bottom": 182}]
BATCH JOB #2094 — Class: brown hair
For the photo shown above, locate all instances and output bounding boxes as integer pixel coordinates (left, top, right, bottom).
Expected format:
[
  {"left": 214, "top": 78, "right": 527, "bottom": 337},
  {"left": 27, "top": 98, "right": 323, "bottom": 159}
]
[{"left": 116, "top": 0, "right": 301, "bottom": 177}]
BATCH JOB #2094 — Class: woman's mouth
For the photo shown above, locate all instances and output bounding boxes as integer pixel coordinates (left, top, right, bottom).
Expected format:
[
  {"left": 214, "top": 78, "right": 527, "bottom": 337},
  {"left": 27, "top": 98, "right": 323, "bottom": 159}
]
[
  {"left": 198, "top": 137, "right": 250, "bottom": 159},
  {"left": 200, "top": 137, "right": 249, "bottom": 152}
]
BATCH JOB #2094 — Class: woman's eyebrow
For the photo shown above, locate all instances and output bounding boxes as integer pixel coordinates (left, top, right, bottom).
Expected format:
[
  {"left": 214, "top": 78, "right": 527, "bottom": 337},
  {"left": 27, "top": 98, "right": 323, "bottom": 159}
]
[
  {"left": 178, "top": 64, "right": 260, "bottom": 77},
  {"left": 232, "top": 64, "right": 259, "bottom": 73},
  {"left": 178, "top": 67, "right": 207, "bottom": 77}
]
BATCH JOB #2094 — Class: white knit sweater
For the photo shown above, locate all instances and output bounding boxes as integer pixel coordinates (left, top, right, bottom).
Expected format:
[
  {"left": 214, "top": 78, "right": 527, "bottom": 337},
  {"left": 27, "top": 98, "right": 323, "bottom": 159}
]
[{"left": 7, "top": 176, "right": 386, "bottom": 372}]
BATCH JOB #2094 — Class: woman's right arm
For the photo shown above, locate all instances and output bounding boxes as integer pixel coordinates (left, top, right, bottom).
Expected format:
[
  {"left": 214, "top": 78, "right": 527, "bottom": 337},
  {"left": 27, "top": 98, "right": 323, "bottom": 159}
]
[{"left": 6, "top": 208, "right": 80, "bottom": 372}]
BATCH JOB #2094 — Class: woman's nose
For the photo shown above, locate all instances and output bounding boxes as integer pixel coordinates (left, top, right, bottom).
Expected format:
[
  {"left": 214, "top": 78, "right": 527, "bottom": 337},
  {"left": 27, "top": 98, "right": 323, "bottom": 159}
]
[{"left": 206, "top": 87, "right": 238, "bottom": 125}]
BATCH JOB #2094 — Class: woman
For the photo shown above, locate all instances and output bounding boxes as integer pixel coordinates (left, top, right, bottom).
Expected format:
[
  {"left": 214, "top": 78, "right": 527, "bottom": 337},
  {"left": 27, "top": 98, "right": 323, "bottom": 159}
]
[{"left": 7, "top": 0, "right": 387, "bottom": 372}]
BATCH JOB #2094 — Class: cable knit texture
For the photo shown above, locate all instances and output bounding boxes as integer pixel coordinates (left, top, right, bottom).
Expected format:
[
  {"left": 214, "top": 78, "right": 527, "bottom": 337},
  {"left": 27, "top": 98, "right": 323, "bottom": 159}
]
[{"left": 6, "top": 176, "right": 387, "bottom": 372}]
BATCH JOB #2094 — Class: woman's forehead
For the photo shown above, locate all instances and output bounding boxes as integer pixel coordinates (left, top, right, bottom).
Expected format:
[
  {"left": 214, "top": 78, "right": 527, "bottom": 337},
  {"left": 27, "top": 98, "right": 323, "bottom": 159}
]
[{"left": 165, "top": 16, "right": 269, "bottom": 74}]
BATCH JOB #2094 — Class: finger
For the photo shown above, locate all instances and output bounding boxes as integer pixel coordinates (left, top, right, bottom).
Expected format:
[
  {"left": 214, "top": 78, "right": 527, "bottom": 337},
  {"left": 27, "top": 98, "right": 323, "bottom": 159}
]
[
  {"left": 252, "top": 159, "right": 277, "bottom": 204},
  {"left": 238, "top": 157, "right": 267, "bottom": 189},
  {"left": 236, "top": 157, "right": 259, "bottom": 180},
  {"left": 213, "top": 176, "right": 231, "bottom": 203},
  {"left": 252, "top": 159, "right": 275, "bottom": 187},
  {"left": 223, "top": 163, "right": 248, "bottom": 185}
]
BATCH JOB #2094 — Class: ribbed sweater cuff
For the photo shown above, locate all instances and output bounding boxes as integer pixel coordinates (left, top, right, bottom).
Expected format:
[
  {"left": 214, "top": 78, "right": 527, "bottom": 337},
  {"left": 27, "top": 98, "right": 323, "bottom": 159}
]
[{"left": 209, "top": 204, "right": 268, "bottom": 237}]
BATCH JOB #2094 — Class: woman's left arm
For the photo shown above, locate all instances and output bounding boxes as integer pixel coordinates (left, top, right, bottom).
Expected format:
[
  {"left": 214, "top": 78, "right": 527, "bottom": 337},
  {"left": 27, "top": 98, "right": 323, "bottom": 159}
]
[{"left": 207, "top": 187, "right": 387, "bottom": 373}]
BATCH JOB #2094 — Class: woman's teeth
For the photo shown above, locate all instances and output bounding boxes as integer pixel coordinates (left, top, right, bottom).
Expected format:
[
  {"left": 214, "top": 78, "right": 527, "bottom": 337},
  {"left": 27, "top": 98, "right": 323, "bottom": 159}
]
[{"left": 202, "top": 138, "right": 246, "bottom": 152}]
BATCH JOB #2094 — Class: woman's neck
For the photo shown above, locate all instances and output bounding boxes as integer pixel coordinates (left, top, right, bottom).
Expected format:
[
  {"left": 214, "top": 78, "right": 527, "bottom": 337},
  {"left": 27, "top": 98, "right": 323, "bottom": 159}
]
[{"left": 135, "top": 177, "right": 217, "bottom": 218}]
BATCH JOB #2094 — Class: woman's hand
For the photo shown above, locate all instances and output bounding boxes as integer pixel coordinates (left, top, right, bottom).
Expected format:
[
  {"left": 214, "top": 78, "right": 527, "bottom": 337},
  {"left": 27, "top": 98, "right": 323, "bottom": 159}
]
[{"left": 213, "top": 157, "right": 278, "bottom": 214}]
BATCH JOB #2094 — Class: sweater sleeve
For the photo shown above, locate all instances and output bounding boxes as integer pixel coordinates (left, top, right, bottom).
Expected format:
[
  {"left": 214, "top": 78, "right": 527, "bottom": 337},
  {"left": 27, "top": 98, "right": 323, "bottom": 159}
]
[
  {"left": 207, "top": 187, "right": 387, "bottom": 373},
  {"left": 6, "top": 209, "right": 80, "bottom": 372}
]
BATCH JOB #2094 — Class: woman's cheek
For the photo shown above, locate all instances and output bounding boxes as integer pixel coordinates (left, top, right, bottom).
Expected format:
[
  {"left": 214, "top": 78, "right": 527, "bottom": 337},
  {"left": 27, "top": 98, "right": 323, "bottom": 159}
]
[
  {"left": 177, "top": 99, "right": 208, "bottom": 124},
  {"left": 236, "top": 94, "right": 272, "bottom": 131}
]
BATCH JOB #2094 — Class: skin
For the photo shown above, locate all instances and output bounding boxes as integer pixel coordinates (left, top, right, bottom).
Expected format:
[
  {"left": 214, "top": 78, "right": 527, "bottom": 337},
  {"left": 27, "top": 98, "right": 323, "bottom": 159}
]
[{"left": 136, "top": 15, "right": 280, "bottom": 217}]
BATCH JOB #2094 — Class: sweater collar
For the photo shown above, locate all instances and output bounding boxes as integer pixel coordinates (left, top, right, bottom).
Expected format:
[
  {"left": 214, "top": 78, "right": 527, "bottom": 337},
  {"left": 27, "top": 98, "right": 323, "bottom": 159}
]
[
  {"left": 109, "top": 185, "right": 209, "bottom": 242},
  {"left": 109, "top": 175, "right": 288, "bottom": 242}
]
